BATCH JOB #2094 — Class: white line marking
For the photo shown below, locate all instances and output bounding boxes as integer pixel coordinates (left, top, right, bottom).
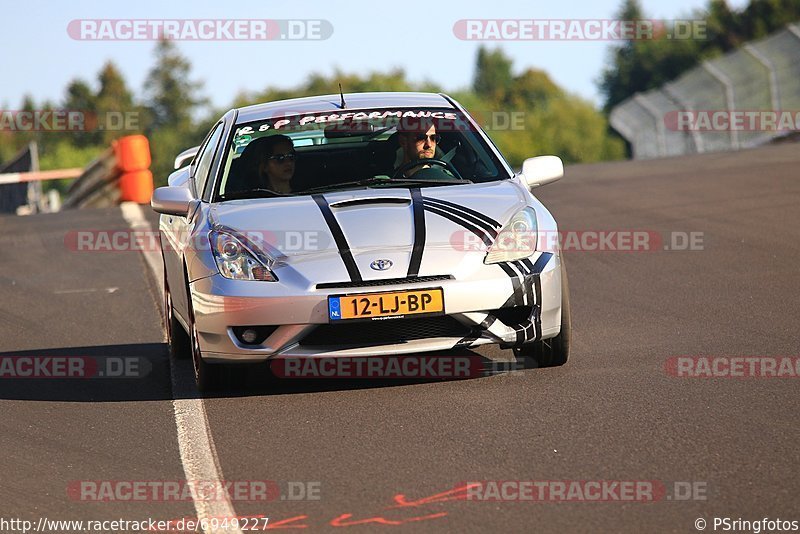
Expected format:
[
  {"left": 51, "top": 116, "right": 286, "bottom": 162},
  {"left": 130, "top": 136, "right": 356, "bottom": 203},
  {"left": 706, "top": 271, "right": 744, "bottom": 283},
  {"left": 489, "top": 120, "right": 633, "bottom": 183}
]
[
  {"left": 121, "top": 202, "right": 164, "bottom": 292},
  {"left": 54, "top": 287, "right": 119, "bottom": 294},
  {"left": 120, "top": 202, "right": 242, "bottom": 534}
]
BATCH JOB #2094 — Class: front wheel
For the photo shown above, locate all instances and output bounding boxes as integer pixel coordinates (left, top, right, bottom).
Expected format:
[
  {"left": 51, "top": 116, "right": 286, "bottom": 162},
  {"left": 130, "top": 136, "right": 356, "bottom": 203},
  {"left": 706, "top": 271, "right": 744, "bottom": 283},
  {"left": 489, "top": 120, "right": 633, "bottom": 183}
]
[
  {"left": 189, "top": 317, "right": 220, "bottom": 392},
  {"left": 185, "top": 285, "right": 244, "bottom": 393},
  {"left": 165, "top": 280, "right": 191, "bottom": 360},
  {"left": 515, "top": 256, "right": 571, "bottom": 368}
]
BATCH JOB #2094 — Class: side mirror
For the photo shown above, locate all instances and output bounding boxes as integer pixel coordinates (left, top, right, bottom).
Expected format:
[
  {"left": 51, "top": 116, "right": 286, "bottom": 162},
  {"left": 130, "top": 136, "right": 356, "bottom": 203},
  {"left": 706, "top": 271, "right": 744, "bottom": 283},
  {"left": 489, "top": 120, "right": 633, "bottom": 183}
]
[
  {"left": 151, "top": 186, "right": 195, "bottom": 216},
  {"left": 167, "top": 166, "right": 191, "bottom": 188},
  {"left": 519, "top": 156, "right": 564, "bottom": 189},
  {"left": 174, "top": 146, "right": 200, "bottom": 170}
]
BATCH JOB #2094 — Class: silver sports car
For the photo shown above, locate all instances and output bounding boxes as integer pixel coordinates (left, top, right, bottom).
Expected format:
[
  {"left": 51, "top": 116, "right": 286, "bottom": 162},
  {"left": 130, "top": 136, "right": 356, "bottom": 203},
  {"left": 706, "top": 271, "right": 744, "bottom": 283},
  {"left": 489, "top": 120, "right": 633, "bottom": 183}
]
[{"left": 152, "top": 92, "right": 570, "bottom": 391}]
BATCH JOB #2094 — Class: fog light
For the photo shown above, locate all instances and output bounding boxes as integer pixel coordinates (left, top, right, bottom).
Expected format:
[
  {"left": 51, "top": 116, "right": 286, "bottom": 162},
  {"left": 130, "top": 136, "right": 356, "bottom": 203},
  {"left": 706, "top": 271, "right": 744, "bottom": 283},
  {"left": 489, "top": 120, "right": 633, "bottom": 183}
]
[
  {"left": 241, "top": 329, "right": 259, "bottom": 344},
  {"left": 232, "top": 326, "right": 279, "bottom": 346}
]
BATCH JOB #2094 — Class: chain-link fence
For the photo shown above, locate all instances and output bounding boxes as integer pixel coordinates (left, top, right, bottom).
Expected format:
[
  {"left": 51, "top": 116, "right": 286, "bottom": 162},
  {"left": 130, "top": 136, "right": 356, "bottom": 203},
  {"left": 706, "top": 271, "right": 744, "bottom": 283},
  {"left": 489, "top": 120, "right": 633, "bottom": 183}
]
[{"left": 610, "top": 23, "right": 800, "bottom": 159}]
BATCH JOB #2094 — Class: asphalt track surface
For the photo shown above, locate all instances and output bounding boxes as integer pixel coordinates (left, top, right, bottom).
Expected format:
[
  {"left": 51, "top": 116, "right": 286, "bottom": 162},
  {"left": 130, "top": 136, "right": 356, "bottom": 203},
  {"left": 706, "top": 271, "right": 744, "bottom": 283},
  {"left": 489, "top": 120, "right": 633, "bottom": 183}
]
[{"left": 1, "top": 143, "right": 798, "bottom": 533}]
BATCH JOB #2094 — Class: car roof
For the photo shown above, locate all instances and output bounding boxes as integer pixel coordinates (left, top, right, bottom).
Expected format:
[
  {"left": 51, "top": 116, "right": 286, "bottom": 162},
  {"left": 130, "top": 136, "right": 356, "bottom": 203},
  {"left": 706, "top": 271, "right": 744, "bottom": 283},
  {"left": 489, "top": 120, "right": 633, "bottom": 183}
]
[{"left": 235, "top": 92, "right": 456, "bottom": 123}]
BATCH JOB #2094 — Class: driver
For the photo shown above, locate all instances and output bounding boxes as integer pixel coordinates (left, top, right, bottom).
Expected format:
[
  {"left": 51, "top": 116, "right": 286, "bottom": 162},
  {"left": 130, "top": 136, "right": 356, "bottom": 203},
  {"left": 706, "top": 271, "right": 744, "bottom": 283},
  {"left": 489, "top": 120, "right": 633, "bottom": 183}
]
[
  {"left": 395, "top": 119, "right": 441, "bottom": 177},
  {"left": 257, "top": 134, "right": 296, "bottom": 193}
]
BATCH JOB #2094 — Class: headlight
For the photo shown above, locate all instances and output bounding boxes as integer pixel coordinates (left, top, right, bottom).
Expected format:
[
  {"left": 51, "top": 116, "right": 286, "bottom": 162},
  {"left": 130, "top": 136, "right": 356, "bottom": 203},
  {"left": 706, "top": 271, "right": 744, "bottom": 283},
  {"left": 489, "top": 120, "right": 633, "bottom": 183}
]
[
  {"left": 209, "top": 228, "right": 278, "bottom": 281},
  {"left": 484, "top": 207, "right": 538, "bottom": 264}
]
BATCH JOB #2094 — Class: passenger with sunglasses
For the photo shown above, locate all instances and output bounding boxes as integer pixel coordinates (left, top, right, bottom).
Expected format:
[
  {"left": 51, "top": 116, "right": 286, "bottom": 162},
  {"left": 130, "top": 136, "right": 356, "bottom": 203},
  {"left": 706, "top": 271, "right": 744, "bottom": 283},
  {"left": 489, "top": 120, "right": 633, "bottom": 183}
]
[
  {"left": 257, "top": 134, "right": 296, "bottom": 193},
  {"left": 396, "top": 119, "right": 443, "bottom": 177}
]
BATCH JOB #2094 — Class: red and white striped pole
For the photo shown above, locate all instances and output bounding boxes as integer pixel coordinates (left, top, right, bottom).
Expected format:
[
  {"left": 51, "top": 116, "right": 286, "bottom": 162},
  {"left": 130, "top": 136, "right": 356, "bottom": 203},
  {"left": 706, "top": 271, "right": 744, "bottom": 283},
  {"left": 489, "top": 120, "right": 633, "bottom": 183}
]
[{"left": 0, "top": 168, "right": 84, "bottom": 185}]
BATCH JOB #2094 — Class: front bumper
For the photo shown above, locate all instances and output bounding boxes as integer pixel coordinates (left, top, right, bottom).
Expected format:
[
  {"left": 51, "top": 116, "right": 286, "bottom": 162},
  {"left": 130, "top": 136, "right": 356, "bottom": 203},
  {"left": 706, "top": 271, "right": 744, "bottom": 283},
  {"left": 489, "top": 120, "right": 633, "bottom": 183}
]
[{"left": 191, "top": 252, "right": 562, "bottom": 363}]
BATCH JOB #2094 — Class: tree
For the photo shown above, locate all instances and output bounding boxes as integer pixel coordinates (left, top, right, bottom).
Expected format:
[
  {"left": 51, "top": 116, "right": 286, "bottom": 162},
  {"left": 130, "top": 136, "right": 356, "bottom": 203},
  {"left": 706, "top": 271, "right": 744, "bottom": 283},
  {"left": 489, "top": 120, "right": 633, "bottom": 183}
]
[
  {"left": 473, "top": 47, "right": 514, "bottom": 103},
  {"left": 143, "top": 39, "right": 206, "bottom": 132},
  {"left": 62, "top": 79, "right": 99, "bottom": 147},
  {"left": 599, "top": 0, "right": 800, "bottom": 113},
  {"left": 63, "top": 80, "right": 96, "bottom": 113},
  {"left": 504, "top": 69, "right": 562, "bottom": 110},
  {"left": 144, "top": 39, "right": 208, "bottom": 184},
  {"left": 705, "top": 0, "right": 741, "bottom": 53},
  {"left": 600, "top": 0, "right": 649, "bottom": 112},
  {"left": 96, "top": 62, "right": 136, "bottom": 145},
  {"left": 739, "top": 0, "right": 800, "bottom": 38}
]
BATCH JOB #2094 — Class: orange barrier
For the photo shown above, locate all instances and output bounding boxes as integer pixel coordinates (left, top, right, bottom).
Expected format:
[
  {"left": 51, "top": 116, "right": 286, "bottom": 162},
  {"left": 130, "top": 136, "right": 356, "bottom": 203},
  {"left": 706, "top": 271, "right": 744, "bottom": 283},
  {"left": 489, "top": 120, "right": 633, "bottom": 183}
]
[
  {"left": 114, "top": 135, "right": 153, "bottom": 203},
  {"left": 118, "top": 170, "right": 155, "bottom": 203},
  {"left": 114, "top": 135, "right": 151, "bottom": 173}
]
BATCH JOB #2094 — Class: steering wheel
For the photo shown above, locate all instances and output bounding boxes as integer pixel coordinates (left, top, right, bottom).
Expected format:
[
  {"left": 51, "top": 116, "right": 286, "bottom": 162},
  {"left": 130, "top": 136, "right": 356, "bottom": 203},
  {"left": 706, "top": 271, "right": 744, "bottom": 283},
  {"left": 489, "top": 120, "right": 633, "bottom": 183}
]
[{"left": 390, "top": 158, "right": 466, "bottom": 182}]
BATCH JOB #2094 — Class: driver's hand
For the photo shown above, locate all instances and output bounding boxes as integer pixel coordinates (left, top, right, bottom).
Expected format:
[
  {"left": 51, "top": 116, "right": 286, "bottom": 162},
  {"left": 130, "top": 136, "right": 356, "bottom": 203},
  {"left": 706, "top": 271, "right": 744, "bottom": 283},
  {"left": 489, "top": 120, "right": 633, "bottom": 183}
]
[{"left": 403, "top": 164, "right": 430, "bottom": 178}]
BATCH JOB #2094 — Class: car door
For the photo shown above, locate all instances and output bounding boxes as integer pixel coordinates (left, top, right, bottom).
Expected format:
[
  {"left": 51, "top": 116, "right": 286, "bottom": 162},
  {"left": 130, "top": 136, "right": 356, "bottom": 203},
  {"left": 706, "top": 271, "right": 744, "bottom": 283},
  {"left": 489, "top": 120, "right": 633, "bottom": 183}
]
[{"left": 163, "top": 122, "right": 224, "bottom": 326}]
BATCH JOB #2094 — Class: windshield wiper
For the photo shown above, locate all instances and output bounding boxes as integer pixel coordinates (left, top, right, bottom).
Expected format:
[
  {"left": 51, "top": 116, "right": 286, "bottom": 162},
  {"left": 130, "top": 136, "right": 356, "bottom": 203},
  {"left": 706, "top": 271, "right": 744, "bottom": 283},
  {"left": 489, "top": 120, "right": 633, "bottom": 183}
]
[
  {"left": 217, "top": 188, "right": 285, "bottom": 201},
  {"left": 302, "top": 177, "right": 471, "bottom": 194}
]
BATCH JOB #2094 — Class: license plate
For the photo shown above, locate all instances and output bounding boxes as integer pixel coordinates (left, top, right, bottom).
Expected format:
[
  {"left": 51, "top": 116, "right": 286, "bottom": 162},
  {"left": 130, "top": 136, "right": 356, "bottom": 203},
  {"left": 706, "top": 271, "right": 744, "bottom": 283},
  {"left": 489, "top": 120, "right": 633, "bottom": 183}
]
[{"left": 329, "top": 288, "right": 444, "bottom": 321}]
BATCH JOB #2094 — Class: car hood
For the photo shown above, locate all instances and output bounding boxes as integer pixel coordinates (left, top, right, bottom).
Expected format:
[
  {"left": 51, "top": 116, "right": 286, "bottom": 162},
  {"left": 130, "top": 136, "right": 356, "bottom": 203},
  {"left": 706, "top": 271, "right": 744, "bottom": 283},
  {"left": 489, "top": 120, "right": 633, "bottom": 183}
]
[{"left": 208, "top": 181, "right": 528, "bottom": 283}]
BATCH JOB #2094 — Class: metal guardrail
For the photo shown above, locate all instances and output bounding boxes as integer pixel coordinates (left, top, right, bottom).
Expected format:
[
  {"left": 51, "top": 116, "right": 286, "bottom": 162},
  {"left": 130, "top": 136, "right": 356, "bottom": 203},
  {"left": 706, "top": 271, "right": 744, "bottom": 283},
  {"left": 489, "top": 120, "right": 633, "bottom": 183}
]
[
  {"left": 61, "top": 147, "right": 121, "bottom": 209},
  {"left": 1, "top": 135, "right": 152, "bottom": 214},
  {"left": 610, "top": 23, "right": 800, "bottom": 159}
]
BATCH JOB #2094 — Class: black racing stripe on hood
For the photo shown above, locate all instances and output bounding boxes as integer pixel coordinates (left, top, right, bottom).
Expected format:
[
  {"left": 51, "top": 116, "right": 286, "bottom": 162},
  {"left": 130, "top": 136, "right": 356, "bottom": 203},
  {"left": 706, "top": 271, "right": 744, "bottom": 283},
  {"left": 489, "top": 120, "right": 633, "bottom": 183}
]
[
  {"left": 312, "top": 194, "right": 362, "bottom": 283},
  {"left": 407, "top": 188, "right": 426, "bottom": 277},
  {"left": 423, "top": 196, "right": 501, "bottom": 228},
  {"left": 422, "top": 198, "right": 499, "bottom": 239},
  {"left": 422, "top": 203, "right": 494, "bottom": 246}
]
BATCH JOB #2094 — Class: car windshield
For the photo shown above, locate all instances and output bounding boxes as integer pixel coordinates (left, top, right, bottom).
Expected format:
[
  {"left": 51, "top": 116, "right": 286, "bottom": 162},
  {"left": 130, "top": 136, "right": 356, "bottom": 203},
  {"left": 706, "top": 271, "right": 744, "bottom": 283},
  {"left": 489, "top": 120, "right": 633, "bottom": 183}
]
[{"left": 214, "top": 107, "right": 510, "bottom": 200}]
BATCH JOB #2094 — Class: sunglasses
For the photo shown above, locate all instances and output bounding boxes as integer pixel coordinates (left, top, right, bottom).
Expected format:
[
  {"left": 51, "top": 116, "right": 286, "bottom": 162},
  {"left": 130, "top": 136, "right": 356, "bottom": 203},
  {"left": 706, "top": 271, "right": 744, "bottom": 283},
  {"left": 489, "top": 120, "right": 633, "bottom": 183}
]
[
  {"left": 267, "top": 152, "right": 296, "bottom": 162},
  {"left": 414, "top": 133, "right": 441, "bottom": 143}
]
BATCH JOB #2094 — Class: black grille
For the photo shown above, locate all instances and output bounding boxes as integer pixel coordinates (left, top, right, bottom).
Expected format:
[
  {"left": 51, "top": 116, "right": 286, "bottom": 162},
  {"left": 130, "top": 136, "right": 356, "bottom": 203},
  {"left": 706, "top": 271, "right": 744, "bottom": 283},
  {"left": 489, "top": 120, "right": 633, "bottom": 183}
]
[
  {"left": 316, "top": 275, "right": 453, "bottom": 290},
  {"left": 300, "top": 315, "right": 474, "bottom": 348}
]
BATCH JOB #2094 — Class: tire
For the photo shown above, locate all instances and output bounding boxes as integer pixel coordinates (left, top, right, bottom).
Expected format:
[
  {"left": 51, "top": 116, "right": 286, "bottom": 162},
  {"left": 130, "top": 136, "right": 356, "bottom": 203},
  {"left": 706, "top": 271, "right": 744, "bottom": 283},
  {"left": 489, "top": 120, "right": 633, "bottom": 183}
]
[
  {"left": 180, "top": 269, "right": 225, "bottom": 392},
  {"left": 189, "top": 313, "right": 226, "bottom": 393},
  {"left": 515, "top": 255, "right": 571, "bottom": 368},
  {"left": 165, "top": 280, "right": 191, "bottom": 360},
  {"left": 185, "top": 281, "right": 245, "bottom": 393}
]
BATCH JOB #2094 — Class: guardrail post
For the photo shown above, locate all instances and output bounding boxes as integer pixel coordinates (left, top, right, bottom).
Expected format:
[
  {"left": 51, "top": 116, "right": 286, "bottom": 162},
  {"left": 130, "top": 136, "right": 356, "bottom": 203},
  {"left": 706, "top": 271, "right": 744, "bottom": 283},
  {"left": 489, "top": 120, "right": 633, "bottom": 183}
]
[
  {"left": 633, "top": 94, "right": 667, "bottom": 157},
  {"left": 743, "top": 44, "right": 781, "bottom": 111},
  {"left": 702, "top": 60, "right": 739, "bottom": 150},
  {"left": 662, "top": 85, "right": 704, "bottom": 154}
]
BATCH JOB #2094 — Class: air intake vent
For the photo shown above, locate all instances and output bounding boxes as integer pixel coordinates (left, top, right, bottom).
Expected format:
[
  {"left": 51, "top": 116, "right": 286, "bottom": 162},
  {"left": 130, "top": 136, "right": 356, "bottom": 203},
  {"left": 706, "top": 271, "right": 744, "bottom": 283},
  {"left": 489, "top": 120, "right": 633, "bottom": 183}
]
[
  {"left": 317, "top": 275, "right": 453, "bottom": 290},
  {"left": 300, "top": 315, "right": 474, "bottom": 348},
  {"left": 329, "top": 197, "right": 410, "bottom": 208}
]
